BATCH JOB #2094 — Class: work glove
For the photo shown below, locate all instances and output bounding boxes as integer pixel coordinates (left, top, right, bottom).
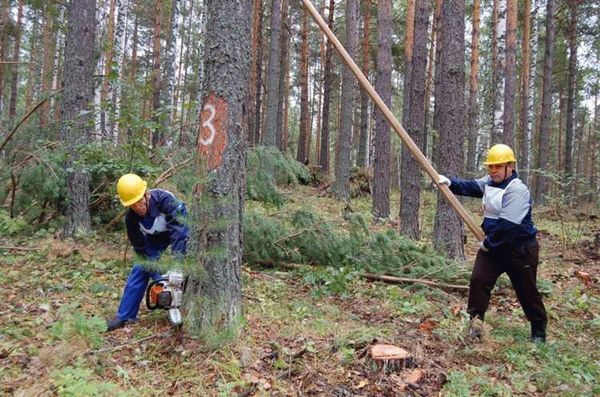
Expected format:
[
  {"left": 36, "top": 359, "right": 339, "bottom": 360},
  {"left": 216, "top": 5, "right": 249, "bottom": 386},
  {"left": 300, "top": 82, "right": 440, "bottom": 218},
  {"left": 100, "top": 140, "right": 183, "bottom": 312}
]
[
  {"left": 438, "top": 175, "right": 451, "bottom": 186},
  {"left": 478, "top": 241, "right": 489, "bottom": 252}
]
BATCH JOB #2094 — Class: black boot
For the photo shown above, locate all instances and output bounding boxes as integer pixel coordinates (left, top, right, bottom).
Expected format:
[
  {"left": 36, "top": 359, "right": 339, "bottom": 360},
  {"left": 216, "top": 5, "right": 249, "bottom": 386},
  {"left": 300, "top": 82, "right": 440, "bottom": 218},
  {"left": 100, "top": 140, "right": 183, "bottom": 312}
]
[
  {"left": 106, "top": 317, "right": 126, "bottom": 332},
  {"left": 530, "top": 320, "right": 547, "bottom": 343}
]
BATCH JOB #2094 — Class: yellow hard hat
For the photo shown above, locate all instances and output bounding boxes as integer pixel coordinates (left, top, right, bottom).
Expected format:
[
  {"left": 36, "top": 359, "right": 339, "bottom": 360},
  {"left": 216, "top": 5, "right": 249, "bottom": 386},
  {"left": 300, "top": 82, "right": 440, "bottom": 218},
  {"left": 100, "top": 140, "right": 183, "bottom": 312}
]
[
  {"left": 484, "top": 144, "right": 516, "bottom": 165},
  {"left": 117, "top": 174, "right": 147, "bottom": 206}
]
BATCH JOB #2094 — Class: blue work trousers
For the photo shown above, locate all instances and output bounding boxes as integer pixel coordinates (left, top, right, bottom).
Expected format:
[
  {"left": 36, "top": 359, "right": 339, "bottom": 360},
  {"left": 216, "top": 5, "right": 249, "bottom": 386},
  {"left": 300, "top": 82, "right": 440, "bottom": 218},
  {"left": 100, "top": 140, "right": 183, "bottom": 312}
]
[{"left": 117, "top": 264, "right": 162, "bottom": 321}]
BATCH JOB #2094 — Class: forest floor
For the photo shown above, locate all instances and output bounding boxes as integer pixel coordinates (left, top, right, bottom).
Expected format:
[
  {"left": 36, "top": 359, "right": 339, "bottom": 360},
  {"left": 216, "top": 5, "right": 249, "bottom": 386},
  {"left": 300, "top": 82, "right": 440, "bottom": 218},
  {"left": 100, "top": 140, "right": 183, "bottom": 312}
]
[{"left": 1, "top": 185, "right": 599, "bottom": 396}]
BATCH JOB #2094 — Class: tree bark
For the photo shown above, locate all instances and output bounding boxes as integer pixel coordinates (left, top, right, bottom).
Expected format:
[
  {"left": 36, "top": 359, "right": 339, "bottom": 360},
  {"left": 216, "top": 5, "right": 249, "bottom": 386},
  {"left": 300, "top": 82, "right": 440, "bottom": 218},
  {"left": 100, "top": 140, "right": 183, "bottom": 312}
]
[
  {"left": 519, "top": 0, "right": 532, "bottom": 184},
  {"left": 276, "top": 0, "right": 290, "bottom": 151},
  {"left": 466, "top": 0, "right": 480, "bottom": 176},
  {"left": 100, "top": 0, "right": 117, "bottom": 138},
  {"left": 357, "top": 0, "right": 371, "bottom": 167},
  {"left": 433, "top": 0, "right": 465, "bottom": 259},
  {"left": 151, "top": 0, "right": 163, "bottom": 148},
  {"left": 297, "top": 5, "right": 310, "bottom": 164},
  {"left": 187, "top": 0, "right": 251, "bottom": 334},
  {"left": 502, "top": 0, "right": 517, "bottom": 146},
  {"left": 62, "top": 0, "right": 97, "bottom": 237},
  {"left": 332, "top": 0, "right": 359, "bottom": 201},
  {"left": 372, "top": 0, "right": 392, "bottom": 220},
  {"left": 262, "top": 0, "right": 282, "bottom": 147},
  {"left": 248, "top": 0, "right": 262, "bottom": 146},
  {"left": 318, "top": 0, "right": 335, "bottom": 175},
  {"left": 534, "top": 0, "right": 555, "bottom": 205},
  {"left": 400, "top": 0, "right": 429, "bottom": 239},
  {"left": 39, "top": 8, "right": 56, "bottom": 129},
  {"left": 0, "top": 0, "right": 10, "bottom": 114},
  {"left": 564, "top": 1, "right": 578, "bottom": 182},
  {"left": 491, "top": 0, "right": 506, "bottom": 145},
  {"left": 8, "top": 0, "right": 24, "bottom": 120}
]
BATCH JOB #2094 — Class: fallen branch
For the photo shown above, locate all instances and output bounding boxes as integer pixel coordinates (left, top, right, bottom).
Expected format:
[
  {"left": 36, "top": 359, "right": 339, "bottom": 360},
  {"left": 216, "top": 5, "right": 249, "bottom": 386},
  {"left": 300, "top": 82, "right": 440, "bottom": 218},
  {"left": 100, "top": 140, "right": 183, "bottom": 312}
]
[
  {"left": 0, "top": 245, "right": 40, "bottom": 251},
  {"left": 88, "top": 331, "right": 170, "bottom": 355},
  {"left": 254, "top": 260, "right": 469, "bottom": 291}
]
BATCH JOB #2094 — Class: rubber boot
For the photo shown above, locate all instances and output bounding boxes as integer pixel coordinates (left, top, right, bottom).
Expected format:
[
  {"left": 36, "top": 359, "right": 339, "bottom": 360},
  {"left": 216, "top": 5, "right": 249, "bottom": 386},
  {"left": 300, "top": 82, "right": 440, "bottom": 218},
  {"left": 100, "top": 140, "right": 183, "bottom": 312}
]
[{"left": 530, "top": 320, "right": 547, "bottom": 343}]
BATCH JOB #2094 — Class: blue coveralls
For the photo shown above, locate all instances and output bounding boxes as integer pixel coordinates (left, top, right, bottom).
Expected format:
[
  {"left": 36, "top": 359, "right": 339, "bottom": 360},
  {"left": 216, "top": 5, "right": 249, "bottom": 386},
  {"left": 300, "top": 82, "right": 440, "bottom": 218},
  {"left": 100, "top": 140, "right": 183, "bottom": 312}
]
[{"left": 116, "top": 188, "right": 189, "bottom": 321}]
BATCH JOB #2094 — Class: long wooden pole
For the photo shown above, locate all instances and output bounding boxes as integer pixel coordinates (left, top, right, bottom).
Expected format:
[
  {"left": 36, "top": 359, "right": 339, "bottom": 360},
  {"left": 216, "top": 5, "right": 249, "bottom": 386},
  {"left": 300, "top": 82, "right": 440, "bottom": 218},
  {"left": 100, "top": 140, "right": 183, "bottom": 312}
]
[{"left": 301, "top": 0, "right": 484, "bottom": 241}]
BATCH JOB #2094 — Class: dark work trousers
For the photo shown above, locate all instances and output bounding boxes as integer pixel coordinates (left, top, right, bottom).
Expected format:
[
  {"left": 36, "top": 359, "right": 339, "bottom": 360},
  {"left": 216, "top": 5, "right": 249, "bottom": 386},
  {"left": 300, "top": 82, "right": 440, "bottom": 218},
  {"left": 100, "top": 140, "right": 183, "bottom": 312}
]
[{"left": 467, "top": 240, "right": 547, "bottom": 324}]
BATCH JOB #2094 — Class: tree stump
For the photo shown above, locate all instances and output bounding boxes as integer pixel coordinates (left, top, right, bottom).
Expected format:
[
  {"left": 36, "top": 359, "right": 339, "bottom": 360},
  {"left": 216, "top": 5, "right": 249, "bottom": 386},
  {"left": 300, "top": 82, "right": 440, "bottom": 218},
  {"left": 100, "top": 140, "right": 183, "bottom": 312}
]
[{"left": 368, "top": 344, "right": 413, "bottom": 373}]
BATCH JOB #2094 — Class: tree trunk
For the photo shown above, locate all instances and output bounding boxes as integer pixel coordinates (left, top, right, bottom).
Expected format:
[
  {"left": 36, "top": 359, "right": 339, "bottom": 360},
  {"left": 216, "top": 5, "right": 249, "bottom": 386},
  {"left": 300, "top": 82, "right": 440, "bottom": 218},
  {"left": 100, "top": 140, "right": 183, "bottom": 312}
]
[
  {"left": 534, "top": 0, "right": 555, "bottom": 205},
  {"left": 161, "top": 0, "right": 179, "bottom": 131},
  {"left": 0, "top": 0, "right": 10, "bottom": 114},
  {"left": 187, "top": 0, "right": 251, "bottom": 334},
  {"left": 8, "top": 0, "right": 24, "bottom": 120},
  {"left": 112, "top": 0, "right": 129, "bottom": 144},
  {"left": 248, "top": 0, "right": 262, "bottom": 146},
  {"left": 100, "top": 0, "right": 116, "bottom": 138},
  {"left": 564, "top": 1, "right": 578, "bottom": 181},
  {"left": 433, "top": 0, "right": 465, "bottom": 259},
  {"left": 318, "top": 0, "right": 335, "bottom": 175},
  {"left": 39, "top": 8, "right": 56, "bottom": 129},
  {"left": 297, "top": 5, "right": 310, "bottom": 164},
  {"left": 491, "top": 0, "right": 506, "bottom": 145},
  {"left": 262, "top": 0, "right": 282, "bottom": 147},
  {"left": 62, "top": 0, "right": 97, "bottom": 237},
  {"left": 519, "top": 0, "right": 532, "bottom": 184},
  {"left": 331, "top": 0, "right": 359, "bottom": 201},
  {"left": 357, "top": 0, "right": 371, "bottom": 167},
  {"left": 502, "top": 0, "right": 516, "bottom": 146},
  {"left": 424, "top": 0, "right": 441, "bottom": 159},
  {"left": 432, "top": 0, "right": 443, "bottom": 135},
  {"left": 24, "top": 9, "right": 40, "bottom": 110},
  {"left": 372, "top": 0, "right": 392, "bottom": 220},
  {"left": 466, "top": 0, "right": 480, "bottom": 176},
  {"left": 276, "top": 0, "right": 290, "bottom": 151},
  {"left": 151, "top": 0, "right": 163, "bottom": 148},
  {"left": 401, "top": 0, "right": 416, "bottom": 129},
  {"left": 400, "top": 0, "right": 429, "bottom": 239}
]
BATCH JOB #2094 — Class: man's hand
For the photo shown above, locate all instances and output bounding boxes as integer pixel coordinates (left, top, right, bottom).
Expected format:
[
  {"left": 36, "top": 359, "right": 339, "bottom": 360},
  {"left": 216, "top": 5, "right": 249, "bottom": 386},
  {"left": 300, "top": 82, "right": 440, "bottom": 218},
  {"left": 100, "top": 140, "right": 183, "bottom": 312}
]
[
  {"left": 478, "top": 241, "right": 489, "bottom": 252},
  {"left": 438, "top": 175, "right": 451, "bottom": 186}
]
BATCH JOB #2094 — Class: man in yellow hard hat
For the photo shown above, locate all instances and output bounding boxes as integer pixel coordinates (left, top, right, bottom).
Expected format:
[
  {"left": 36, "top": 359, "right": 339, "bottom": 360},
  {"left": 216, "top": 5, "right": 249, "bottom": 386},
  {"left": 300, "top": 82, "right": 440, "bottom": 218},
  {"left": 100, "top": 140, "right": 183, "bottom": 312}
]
[
  {"left": 438, "top": 144, "right": 548, "bottom": 343},
  {"left": 106, "top": 173, "right": 189, "bottom": 331}
]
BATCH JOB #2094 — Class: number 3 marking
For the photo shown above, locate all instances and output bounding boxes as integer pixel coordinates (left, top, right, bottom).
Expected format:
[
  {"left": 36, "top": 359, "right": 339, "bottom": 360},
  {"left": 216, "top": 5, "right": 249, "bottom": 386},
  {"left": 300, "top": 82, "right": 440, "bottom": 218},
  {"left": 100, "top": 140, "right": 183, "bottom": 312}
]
[{"left": 200, "top": 103, "right": 216, "bottom": 146}]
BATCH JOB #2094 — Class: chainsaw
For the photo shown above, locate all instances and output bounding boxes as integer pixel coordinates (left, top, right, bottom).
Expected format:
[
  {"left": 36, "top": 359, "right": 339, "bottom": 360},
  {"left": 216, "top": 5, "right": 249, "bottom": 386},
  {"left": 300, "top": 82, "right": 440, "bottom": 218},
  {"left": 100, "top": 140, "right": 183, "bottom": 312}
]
[{"left": 145, "top": 270, "right": 185, "bottom": 326}]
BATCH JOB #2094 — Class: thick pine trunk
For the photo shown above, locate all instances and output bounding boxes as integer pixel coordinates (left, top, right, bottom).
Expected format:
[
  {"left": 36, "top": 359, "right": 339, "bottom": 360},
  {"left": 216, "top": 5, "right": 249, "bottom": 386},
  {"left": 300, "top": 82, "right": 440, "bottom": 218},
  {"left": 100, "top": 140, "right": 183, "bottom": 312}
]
[
  {"left": 263, "top": 0, "right": 282, "bottom": 147},
  {"left": 0, "top": 0, "right": 10, "bottom": 113},
  {"left": 534, "top": 0, "right": 555, "bottom": 204},
  {"left": 39, "top": 9, "right": 56, "bottom": 129},
  {"left": 466, "top": 0, "right": 480, "bottom": 176},
  {"left": 400, "top": 0, "right": 429, "bottom": 239},
  {"left": 187, "top": 0, "right": 251, "bottom": 334},
  {"left": 62, "top": 0, "right": 97, "bottom": 237},
  {"left": 372, "top": 0, "right": 392, "bottom": 220},
  {"left": 357, "top": 0, "right": 371, "bottom": 167},
  {"left": 433, "top": 0, "right": 465, "bottom": 259},
  {"left": 332, "top": 0, "right": 359, "bottom": 201}
]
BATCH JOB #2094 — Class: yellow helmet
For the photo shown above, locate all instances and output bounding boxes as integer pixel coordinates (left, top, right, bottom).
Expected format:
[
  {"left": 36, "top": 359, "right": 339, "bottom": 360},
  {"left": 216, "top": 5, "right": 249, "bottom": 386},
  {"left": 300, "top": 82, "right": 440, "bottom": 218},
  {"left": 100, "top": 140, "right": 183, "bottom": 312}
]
[
  {"left": 484, "top": 144, "right": 516, "bottom": 165},
  {"left": 117, "top": 174, "right": 147, "bottom": 206}
]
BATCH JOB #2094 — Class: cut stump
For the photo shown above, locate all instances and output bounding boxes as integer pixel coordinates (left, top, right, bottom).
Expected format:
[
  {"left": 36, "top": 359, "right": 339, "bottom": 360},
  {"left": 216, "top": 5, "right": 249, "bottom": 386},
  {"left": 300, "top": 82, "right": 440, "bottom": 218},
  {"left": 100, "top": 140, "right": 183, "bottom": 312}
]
[{"left": 368, "top": 344, "right": 413, "bottom": 373}]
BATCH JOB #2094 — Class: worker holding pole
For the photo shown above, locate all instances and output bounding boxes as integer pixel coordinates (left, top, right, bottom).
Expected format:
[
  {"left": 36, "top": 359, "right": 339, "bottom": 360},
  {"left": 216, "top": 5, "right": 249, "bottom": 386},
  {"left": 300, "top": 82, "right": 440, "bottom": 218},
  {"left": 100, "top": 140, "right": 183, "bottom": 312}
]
[
  {"left": 438, "top": 144, "right": 547, "bottom": 343},
  {"left": 300, "top": 0, "right": 546, "bottom": 343}
]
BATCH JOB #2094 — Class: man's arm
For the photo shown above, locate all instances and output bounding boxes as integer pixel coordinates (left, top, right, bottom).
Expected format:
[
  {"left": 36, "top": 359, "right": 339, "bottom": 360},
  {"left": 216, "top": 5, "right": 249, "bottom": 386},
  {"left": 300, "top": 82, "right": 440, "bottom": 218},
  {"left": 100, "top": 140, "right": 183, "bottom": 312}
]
[{"left": 448, "top": 176, "right": 490, "bottom": 198}]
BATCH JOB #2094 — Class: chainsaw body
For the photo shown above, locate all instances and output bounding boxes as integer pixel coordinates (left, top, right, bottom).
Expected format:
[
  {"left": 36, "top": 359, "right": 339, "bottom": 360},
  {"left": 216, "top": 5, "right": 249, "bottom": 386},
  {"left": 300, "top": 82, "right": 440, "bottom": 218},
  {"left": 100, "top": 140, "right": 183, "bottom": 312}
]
[{"left": 146, "top": 270, "right": 185, "bottom": 326}]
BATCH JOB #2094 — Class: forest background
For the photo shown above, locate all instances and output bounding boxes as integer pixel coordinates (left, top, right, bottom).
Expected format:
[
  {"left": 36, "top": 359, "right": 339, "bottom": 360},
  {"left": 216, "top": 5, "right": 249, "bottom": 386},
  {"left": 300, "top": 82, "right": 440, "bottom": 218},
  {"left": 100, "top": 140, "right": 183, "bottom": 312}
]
[{"left": 0, "top": 0, "right": 599, "bottom": 395}]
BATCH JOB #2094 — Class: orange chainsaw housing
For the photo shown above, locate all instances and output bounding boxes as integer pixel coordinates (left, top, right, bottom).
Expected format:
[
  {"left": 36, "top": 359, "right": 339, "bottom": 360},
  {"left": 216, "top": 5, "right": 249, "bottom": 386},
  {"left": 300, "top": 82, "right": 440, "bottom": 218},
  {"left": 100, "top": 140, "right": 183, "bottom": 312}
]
[{"left": 148, "top": 284, "right": 164, "bottom": 307}]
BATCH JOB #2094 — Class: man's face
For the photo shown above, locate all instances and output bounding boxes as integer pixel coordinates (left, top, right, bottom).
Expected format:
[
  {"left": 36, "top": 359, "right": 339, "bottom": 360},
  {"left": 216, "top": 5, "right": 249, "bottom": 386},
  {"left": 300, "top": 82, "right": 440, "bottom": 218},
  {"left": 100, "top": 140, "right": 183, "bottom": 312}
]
[
  {"left": 130, "top": 193, "right": 148, "bottom": 216},
  {"left": 488, "top": 163, "right": 513, "bottom": 184}
]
